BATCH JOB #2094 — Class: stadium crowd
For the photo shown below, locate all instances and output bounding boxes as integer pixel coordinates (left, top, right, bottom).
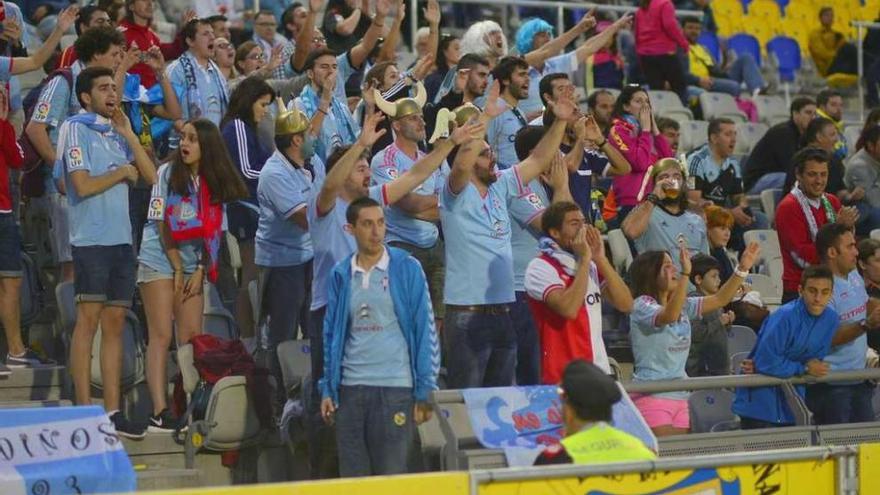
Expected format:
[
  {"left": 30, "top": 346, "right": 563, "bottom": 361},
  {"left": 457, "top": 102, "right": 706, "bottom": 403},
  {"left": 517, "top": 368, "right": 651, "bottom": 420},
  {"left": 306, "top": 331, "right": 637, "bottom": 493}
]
[{"left": 1, "top": 0, "right": 880, "bottom": 477}]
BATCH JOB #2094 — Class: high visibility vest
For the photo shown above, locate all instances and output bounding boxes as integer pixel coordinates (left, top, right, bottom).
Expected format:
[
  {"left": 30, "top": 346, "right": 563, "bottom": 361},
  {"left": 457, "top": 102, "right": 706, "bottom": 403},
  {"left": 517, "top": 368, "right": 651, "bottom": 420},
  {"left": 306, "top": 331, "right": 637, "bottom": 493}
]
[{"left": 560, "top": 423, "right": 657, "bottom": 464}]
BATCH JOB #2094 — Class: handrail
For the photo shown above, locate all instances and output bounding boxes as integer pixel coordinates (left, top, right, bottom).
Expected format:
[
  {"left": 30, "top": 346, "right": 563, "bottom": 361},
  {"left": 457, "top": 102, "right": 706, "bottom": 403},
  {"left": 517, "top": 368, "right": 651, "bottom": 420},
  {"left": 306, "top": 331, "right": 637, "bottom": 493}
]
[
  {"left": 432, "top": 368, "right": 880, "bottom": 401},
  {"left": 468, "top": 445, "right": 855, "bottom": 485},
  {"left": 410, "top": 0, "right": 704, "bottom": 58}
]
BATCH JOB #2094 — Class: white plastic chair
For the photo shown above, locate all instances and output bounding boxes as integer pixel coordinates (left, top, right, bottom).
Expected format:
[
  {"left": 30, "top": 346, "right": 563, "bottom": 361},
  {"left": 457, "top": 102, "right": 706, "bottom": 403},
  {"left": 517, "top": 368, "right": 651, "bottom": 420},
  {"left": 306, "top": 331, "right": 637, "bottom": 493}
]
[
  {"left": 606, "top": 229, "right": 633, "bottom": 273},
  {"left": 678, "top": 120, "right": 709, "bottom": 153},
  {"left": 699, "top": 92, "right": 748, "bottom": 122},
  {"left": 752, "top": 95, "right": 788, "bottom": 127},
  {"left": 649, "top": 90, "right": 693, "bottom": 123},
  {"left": 734, "top": 122, "right": 769, "bottom": 156}
]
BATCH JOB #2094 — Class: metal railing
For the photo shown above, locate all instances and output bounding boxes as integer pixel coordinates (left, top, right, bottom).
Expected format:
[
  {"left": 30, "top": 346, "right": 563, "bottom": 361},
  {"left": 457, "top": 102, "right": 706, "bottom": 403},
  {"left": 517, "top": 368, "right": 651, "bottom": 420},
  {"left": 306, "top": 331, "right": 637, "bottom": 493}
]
[
  {"left": 410, "top": 0, "right": 704, "bottom": 57},
  {"left": 433, "top": 368, "right": 880, "bottom": 400},
  {"left": 853, "top": 21, "right": 879, "bottom": 121},
  {"left": 467, "top": 445, "right": 858, "bottom": 494}
]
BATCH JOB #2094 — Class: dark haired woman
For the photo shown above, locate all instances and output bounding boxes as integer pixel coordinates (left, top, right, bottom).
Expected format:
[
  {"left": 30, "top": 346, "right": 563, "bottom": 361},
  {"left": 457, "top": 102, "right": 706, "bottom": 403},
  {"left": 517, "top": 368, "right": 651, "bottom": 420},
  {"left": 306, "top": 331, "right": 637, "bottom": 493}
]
[
  {"left": 425, "top": 34, "right": 462, "bottom": 102},
  {"left": 220, "top": 77, "right": 276, "bottom": 343},
  {"left": 138, "top": 119, "right": 248, "bottom": 431},
  {"left": 607, "top": 85, "right": 673, "bottom": 219},
  {"left": 628, "top": 241, "right": 759, "bottom": 436}
]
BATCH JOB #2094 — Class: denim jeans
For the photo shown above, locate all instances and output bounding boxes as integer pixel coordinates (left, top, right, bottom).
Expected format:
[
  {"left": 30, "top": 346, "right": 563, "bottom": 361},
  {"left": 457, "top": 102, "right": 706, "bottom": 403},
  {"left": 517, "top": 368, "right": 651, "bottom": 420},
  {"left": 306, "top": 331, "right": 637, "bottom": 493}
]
[
  {"left": 336, "top": 385, "right": 415, "bottom": 477},
  {"left": 512, "top": 292, "right": 540, "bottom": 386},
  {"left": 748, "top": 172, "right": 787, "bottom": 194},
  {"left": 444, "top": 307, "right": 516, "bottom": 389},
  {"left": 805, "top": 382, "right": 875, "bottom": 425},
  {"left": 725, "top": 53, "right": 765, "bottom": 92},
  {"left": 259, "top": 261, "right": 312, "bottom": 401}
]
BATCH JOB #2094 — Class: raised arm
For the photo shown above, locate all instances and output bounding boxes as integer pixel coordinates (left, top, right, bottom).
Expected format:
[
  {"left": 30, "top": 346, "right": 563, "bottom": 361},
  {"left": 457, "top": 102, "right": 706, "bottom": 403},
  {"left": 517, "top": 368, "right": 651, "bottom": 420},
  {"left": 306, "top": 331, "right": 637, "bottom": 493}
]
[
  {"left": 349, "top": 0, "right": 391, "bottom": 69},
  {"left": 112, "top": 107, "right": 157, "bottom": 185},
  {"left": 516, "top": 98, "right": 576, "bottom": 185},
  {"left": 315, "top": 111, "right": 386, "bottom": 215},
  {"left": 572, "top": 14, "right": 632, "bottom": 64},
  {"left": 12, "top": 6, "right": 78, "bottom": 75},
  {"left": 378, "top": 0, "right": 407, "bottom": 63},
  {"left": 701, "top": 243, "right": 760, "bottom": 314},
  {"left": 293, "top": 0, "right": 324, "bottom": 72},
  {"left": 332, "top": 0, "right": 364, "bottom": 37},
  {"left": 523, "top": 11, "right": 595, "bottom": 69},
  {"left": 144, "top": 47, "right": 182, "bottom": 121},
  {"left": 386, "top": 121, "right": 484, "bottom": 204},
  {"left": 585, "top": 226, "right": 633, "bottom": 313}
]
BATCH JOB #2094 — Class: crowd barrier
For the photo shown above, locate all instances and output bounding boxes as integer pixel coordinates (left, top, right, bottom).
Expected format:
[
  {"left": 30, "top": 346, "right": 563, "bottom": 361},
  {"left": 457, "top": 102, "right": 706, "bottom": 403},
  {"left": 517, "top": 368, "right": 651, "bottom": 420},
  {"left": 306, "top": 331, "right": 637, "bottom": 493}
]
[
  {"left": 434, "top": 369, "right": 880, "bottom": 470},
  {"left": 135, "top": 442, "right": 880, "bottom": 494}
]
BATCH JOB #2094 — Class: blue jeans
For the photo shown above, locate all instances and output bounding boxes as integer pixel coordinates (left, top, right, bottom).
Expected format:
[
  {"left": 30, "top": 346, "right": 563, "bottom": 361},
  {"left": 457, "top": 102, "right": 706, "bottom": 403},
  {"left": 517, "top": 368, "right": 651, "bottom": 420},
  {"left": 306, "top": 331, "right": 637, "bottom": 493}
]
[
  {"left": 512, "top": 292, "right": 540, "bottom": 386},
  {"left": 71, "top": 244, "right": 136, "bottom": 307},
  {"left": 260, "top": 261, "right": 312, "bottom": 382},
  {"left": 806, "top": 382, "right": 875, "bottom": 425},
  {"left": 748, "top": 172, "right": 787, "bottom": 194},
  {"left": 336, "top": 385, "right": 414, "bottom": 477},
  {"left": 444, "top": 307, "right": 516, "bottom": 389},
  {"left": 725, "top": 53, "right": 765, "bottom": 92}
]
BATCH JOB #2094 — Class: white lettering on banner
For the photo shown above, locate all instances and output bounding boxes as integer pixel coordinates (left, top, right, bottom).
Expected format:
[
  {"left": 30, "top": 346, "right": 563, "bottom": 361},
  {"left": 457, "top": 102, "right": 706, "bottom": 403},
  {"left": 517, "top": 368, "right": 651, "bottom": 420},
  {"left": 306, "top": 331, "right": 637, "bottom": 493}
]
[{"left": 0, "top": 415, "right": 122, "bottom": 468}]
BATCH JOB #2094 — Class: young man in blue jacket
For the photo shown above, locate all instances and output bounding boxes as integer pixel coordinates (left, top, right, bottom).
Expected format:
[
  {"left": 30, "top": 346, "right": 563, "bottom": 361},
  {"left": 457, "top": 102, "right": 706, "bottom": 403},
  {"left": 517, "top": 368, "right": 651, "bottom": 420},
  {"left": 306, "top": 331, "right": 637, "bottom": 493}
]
[
  {"left": 319, "top": 196, "right": 440, "bottom": 477},
  {"left": 732, "top": 265, "right": 838, "bottom": 429}
]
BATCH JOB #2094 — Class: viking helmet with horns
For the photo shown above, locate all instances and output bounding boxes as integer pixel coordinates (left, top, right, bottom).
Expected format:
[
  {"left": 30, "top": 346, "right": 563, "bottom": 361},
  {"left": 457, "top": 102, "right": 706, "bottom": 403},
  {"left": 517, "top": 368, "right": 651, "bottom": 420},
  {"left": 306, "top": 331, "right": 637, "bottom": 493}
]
[
  {"left": 274, "top": 97, "right": 309, "bottom": 136},
  {"left": 373, "top": 81, "right": 427, "bottom": 120},
  {"left": 428, "top": 103, "right": 482, "bottom": 143}
]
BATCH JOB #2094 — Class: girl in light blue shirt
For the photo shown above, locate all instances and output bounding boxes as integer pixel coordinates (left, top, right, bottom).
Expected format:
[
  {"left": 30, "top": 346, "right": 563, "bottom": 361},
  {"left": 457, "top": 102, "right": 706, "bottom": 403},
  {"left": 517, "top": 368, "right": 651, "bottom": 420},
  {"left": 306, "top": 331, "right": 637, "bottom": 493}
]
[{"left": 628, "top": 241, "right": 760, "bottom": 437}]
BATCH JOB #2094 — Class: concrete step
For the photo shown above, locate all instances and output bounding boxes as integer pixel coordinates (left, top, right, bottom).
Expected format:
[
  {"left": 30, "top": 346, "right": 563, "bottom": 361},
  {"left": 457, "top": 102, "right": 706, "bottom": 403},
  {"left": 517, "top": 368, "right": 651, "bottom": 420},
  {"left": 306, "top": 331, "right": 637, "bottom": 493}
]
[
  {"left": 0, "top": 366, "right": 66, "bottom": 401},
  {"left": 122, "top": 431, "right": 187, "bottom": 470},
  {"left": 0, "top": 399, "right": 72, "bottom": 408},
  {"left": 136, "top": 468, "right": 201, "bottom": 491}
]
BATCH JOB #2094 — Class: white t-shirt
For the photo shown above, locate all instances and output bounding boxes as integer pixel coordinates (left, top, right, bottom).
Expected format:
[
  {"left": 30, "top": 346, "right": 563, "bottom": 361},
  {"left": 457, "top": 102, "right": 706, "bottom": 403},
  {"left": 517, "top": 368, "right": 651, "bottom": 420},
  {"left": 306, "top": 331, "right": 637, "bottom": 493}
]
[{"left": 525, "top": 257, "right": 610, "bottom": 373}]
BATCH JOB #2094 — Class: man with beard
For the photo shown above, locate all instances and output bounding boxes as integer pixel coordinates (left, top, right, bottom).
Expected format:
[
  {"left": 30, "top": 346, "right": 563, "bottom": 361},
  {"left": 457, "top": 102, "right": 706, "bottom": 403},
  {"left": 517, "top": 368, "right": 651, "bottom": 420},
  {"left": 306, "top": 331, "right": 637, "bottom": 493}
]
[
  {"left": 441, "top": 83, "right": 577, "bottom": 389},
  {"left": 587, "top": 89, "right": 615, "bottom": 135},
  {"left": 166, "top": 18, "right": 228, "bottom": 146},
  {"left": 775, "top": 147, "right": 858, "bottom": 302},
  {"left": 687, "top": 118, "right": 768, "bottom": 252},
  {"left": 524, "top": 202, "right": 633, "bottom": 381},
  {"left": 487, "top": 56, "right": 531, "bottom": 170},
  {"left": 816, "top": 89, "right": 848, "bottom": 160},
  {"left": 371, "top": 84, "right": 447, "bottom": 327},
  {"left": 621, "top": 158, "right": 709, "bottom": 271},
  {"left": 58, "top": 66, "right": 157, "bottom": 437},
  {"left": 807, "top": 223, "right": 880, "bottom": 424},
  {"left": 425, "top": 53, "right": 490, "bottom": 138}
]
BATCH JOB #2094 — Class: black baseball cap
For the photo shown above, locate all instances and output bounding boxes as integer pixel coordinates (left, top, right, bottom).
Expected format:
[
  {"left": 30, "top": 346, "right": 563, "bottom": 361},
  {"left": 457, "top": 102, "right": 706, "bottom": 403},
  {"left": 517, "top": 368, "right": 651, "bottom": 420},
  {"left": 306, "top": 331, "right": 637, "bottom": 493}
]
[{"left": 560, "top": 360, "right": 621, "bottom": 410}]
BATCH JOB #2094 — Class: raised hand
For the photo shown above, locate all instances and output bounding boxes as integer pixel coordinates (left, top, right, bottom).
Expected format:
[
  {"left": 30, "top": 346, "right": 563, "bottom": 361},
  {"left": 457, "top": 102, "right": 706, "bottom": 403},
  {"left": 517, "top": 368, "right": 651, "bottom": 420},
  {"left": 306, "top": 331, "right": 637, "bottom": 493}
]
[
  {"left": 122, "top": 44, "right": 142, "bottom": 72},
  {"left": 679, "top": 236, "right": 692, "bottom": 276},
  {"left": 376, "top": 0, "right": 391, "bottom": 18},
  {"left": 837, "top": 206, "right": 859, "bottom": 228},
  {"left": 454, "top": 67, "right": 470, "bottom": 93},
  {"left": 0, "top": 19, "right": 22, "bottom": 44},
  {"left": 450, "top": 121, "right": 486, "bottom": 145},
  {"left": 146, "top": 46, "right": 166, "bottom": 73},
  {"left": 737, "top": 242, "right": 761, "bottom": 272},
  {"left": 267, "top": 44, "right": 284, "bottom": 71},
  {"left": 583, "top": 115, "right": 604, "bottom": 142},
  {"left": 412, "top": 54, "right": 435, "bottom": 81},
  {"left": 549, "top": 95, "right": 578, "bottom": 122},
  {"left": 309, "top": 0, "right": 324, "bottom": 12},
  {"left": 423, "top": 0, "right": 441, "bottom": 25},
  {"left": 182, "top": 9, "right": 198, "bottom": 25},
  {"left": 357, "top": 111, "right": 387, "bottom": 147},
  {"left": 483, "top": 80, "right": 506, "bottom": 119},
  {"left": 612, "top": 13, "right": 633, "bottom": 31},
  {"left": 584, "top": 224, "right": 605, "bottom": 260},
  {"left": 362, "top": 79, "right": 377, "bottom": 107},
  {"left": 544, "top": 152, "right": 569, "bottom": 191},
  {"left": 572, "top": 225, "right": 592, "bottom": 262},
  {"left": 56, "top": 5, "right": 80, "bottom": 33},
  {"left": 576, "top": 8, "right": 597, "bottom": 32}
]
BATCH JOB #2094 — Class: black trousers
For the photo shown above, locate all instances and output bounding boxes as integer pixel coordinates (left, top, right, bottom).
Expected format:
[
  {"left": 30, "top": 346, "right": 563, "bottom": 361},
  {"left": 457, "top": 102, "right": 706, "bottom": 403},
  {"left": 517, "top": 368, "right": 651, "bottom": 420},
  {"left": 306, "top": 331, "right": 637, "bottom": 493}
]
[{"left": 639, "top": 53, "right": 688, "bottom": 104}]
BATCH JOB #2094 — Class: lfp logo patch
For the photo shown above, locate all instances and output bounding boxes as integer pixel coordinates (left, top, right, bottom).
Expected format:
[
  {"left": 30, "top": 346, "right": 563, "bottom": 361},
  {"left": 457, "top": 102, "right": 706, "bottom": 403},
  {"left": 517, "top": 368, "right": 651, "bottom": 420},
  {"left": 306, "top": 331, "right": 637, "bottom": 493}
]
[
  {"left": 67, "top": 147, "right": 84, "bottom": 170},
  {"left": 34, "top": 102, "right": 50, "bottom": 121}
]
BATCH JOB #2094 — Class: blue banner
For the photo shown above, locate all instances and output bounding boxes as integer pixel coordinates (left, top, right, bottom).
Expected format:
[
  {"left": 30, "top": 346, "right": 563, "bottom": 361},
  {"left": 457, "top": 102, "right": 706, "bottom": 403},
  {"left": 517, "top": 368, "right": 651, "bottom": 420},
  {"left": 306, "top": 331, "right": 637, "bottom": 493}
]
[
  {"left": 0, "top": 406, "right": 136, "bottom": 494},
  {"left": 462, "top": 385, "right": 657, "bottom": 466}
]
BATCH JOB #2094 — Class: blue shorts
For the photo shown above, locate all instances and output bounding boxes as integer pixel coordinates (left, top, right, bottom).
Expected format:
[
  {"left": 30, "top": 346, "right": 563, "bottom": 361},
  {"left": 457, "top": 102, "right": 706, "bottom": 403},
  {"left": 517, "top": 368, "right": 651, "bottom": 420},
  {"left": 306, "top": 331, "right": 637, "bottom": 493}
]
[
  {"left": 0, "top": 213, "right": 22, "bottom": 278},
  {"left": 72, "top": 245, "right": 136, "bottom": 307}
]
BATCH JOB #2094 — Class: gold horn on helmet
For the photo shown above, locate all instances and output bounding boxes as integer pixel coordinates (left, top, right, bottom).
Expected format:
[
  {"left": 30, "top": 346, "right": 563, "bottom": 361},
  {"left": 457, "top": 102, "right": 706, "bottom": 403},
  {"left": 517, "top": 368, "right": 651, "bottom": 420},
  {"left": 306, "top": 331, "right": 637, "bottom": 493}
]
[
  {"left": 274, "top": 97, "right": 309, "bottom": 136},
  {"left": 374, "top": 81, "right": 428, "bottom": 120}
]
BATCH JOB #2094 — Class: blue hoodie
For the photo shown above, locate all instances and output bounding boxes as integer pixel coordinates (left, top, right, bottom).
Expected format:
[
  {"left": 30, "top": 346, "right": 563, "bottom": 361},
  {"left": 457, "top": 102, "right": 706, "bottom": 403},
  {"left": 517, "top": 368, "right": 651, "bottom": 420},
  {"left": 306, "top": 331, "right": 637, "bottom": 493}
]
[
  {"left": 732, "top": 298, "right": 838, "bottom": 425},
  {"left": 319, "top": 246, "right": 440, "bottom": 404}
]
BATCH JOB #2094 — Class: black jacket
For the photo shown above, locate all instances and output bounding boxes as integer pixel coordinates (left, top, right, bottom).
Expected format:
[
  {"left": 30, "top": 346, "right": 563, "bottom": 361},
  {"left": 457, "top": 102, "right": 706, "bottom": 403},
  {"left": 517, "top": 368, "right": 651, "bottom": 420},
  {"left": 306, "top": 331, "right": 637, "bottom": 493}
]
[{"left": 743, "top": 120, "right": 801, "bottom": 192}]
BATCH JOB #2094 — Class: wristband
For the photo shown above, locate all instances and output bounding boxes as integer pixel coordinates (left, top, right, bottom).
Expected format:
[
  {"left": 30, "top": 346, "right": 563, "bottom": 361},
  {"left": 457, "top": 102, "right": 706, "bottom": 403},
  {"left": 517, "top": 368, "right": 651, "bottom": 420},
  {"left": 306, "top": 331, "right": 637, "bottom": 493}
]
[
  {"left": 318, "top": 107, "right": 329, "bottom": 115},
  {"left": 734, "top": 265, "right": 749, "bottom": 279},
  {"left": 646, "top": 193, "right": 660, "bottom": 205},
  {"left": 680, "top": 271, "right": 691, "bottom": 277}
]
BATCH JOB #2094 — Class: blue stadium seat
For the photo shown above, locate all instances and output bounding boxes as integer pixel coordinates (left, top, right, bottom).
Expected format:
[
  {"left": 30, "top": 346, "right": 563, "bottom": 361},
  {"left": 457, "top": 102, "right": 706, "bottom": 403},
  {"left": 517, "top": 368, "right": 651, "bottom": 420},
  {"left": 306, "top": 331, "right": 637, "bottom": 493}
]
[
  {"left": 766, "top": 36, "right": 802, "bottom": 82},
  {"left": 727, "top": 33, "right": 762, "bottom": 67},
  {"left": 698, "top": 31, "right": 721, "bottom": 63}
]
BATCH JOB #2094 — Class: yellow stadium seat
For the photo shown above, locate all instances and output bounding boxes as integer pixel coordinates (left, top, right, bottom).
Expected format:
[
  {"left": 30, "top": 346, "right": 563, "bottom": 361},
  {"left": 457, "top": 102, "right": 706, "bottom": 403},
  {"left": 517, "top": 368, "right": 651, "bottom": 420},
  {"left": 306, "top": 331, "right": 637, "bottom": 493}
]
[
  {"left": 748, "top": 0, "right": 782, "bottom": 21},
  {"left": 785, "top": 0, "right": 816, "bottom": 22},
  {"left": 827, "top": 73, "right": 858, "bottom": 88},
  {"left": 713, "top": 0, "right": 745, "bottom": 19},
  {"left": 716, "top": 15, "right": 742, "bottom": 37}
]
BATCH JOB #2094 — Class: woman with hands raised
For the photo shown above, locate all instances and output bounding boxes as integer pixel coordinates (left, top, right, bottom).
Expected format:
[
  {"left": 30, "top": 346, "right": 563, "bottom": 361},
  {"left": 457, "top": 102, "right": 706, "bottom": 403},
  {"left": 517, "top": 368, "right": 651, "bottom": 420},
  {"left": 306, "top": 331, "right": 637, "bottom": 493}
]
[{"left": 627, "top": 240, "right": 761, "bottom": 436}]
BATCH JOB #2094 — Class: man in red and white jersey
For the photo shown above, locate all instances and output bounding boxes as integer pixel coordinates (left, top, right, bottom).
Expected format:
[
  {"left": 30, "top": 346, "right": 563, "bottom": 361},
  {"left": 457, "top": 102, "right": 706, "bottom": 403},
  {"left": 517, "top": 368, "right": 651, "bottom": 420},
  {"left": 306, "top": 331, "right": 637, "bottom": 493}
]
[{"left": 525, "top": 201, "right": 633, "bottom": 382}]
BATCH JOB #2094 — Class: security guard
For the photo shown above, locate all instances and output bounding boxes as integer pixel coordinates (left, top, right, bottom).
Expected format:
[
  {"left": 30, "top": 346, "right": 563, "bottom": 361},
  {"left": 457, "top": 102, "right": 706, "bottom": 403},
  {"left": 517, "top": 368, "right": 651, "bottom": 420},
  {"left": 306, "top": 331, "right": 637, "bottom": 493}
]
[{"left": 534, "top": 360, "right": 657, "bottom": 465}]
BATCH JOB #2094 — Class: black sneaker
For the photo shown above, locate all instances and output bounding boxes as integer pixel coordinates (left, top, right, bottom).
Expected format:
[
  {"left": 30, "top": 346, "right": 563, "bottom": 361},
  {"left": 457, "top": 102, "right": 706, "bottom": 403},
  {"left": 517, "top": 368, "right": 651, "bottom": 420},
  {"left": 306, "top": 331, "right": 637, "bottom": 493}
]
[
  {"left": 7, "top": 348, "right": 57, "bottom": 368},
  {"left": 109, "top": 411, "right": 147, "bottom": 440},
  {"left": 148, "top": 409, "right": 182, "bottom": 433}
]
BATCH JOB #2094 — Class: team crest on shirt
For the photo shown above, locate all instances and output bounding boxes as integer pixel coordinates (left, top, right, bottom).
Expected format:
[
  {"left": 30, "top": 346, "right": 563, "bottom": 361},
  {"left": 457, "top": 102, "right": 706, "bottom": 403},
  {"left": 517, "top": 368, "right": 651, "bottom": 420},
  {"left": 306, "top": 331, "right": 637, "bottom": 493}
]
[
  {"left": 34, "top": 102, "right": 50, "bottom": 120},
  {"left": 526, "top": 193, "right": 542, "bottom": 209},
  {"left": 173, "top": 200, "right": 197, "bottom": 221},
  {"left": 387, "top": 167, "right": 399, "bottom": 179},
  {"left": 67, "top": 147, "right": 84, "bottom": 169}
]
